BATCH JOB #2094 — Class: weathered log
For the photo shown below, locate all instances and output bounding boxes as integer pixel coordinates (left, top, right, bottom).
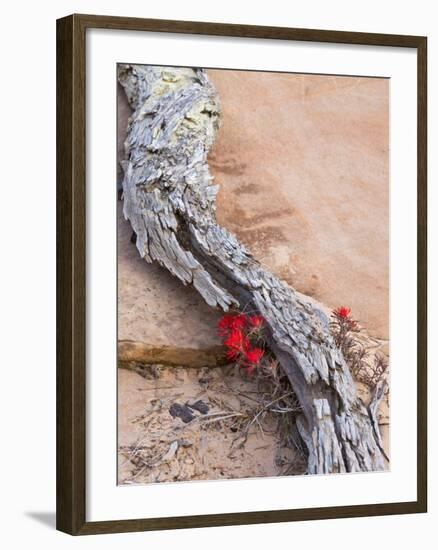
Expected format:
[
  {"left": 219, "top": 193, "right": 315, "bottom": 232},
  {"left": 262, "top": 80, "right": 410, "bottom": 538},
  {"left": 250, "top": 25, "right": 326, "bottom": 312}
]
[
  {"left": 118, "top": 64, "right": 386, "bottom": 474},
  {"left": 368, "top": 379, "right": 390, "bottom": 463},
  {"left": 118, "top": 340, "right": 227, "bottom": 368}
]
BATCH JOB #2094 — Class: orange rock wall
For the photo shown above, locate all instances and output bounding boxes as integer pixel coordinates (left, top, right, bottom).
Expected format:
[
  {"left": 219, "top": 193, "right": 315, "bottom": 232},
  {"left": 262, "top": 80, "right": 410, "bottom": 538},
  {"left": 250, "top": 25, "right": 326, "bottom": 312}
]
[{"left": 207, "top": 70, "right": 389, "bottom": 340}]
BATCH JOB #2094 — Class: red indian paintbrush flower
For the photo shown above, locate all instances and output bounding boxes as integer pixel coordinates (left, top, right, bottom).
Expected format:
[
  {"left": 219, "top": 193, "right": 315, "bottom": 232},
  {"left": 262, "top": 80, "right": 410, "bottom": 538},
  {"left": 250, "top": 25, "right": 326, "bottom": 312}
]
[
  {"left": 218, "top": 312, "right": 266, "bottom": 373},
  {"left": 244, "top": 347, "right": 264, "bottom": 365},
  {"left": 244, "top": 347, "right": 264, "bottom": 375},
  {"left": 334, "top": 306, "right": 351, "bottom": 319},
  {"left": 332, "top": 306, "right": 358, "bottom": 333},
  {"left": 217, "top": 313, "right": 247, "bottom": 337},
  {"left": 248, "top": 314, "right": 264, "bottom": 330},
  {"left": 223, "top": 328, "right": 249, "bottom": 360}
]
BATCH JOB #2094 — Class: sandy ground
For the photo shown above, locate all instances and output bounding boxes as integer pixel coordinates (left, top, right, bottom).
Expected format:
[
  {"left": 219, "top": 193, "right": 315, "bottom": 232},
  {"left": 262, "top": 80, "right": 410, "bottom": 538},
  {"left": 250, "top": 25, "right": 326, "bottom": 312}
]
[
  {"left": 118, "top": 363, "right": 389, "bottom": 485},
  {"left": 118, "top": 366, "right": 305, "bottom": 484}
]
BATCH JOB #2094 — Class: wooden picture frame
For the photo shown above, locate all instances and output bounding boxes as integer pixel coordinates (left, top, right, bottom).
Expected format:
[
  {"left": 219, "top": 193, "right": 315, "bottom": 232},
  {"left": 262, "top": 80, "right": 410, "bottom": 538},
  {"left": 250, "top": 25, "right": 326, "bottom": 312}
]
[{"left": 56, "top": 13, "right": 427, "bottom": 535}]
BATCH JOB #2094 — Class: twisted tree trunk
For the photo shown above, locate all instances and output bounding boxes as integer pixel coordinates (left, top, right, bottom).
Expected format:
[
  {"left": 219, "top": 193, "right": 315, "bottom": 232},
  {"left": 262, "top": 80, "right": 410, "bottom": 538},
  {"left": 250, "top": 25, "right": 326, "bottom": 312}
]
[{"left": 118, "top": 64, "right": 386, "bottom": 474}]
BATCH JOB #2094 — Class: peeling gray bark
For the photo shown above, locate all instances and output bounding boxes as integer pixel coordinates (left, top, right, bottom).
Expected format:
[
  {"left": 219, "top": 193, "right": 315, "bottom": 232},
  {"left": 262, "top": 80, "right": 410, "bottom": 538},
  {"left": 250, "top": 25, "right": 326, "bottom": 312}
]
[
  {"left": 368, "top": 379, "right": 390, "bottom": 463},
  {"left": 118, "top": 64, "right": 386, "bottom": 474}
]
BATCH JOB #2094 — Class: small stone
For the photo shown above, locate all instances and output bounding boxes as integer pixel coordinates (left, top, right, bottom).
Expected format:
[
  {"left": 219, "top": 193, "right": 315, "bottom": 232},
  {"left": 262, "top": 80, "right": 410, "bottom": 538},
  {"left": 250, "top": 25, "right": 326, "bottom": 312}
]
[
  {"left": 169, "top": 403, "right": 195, "bottom": 423},
  {"left": 188, "top": 400, "right": 209, "bottom": 415}
]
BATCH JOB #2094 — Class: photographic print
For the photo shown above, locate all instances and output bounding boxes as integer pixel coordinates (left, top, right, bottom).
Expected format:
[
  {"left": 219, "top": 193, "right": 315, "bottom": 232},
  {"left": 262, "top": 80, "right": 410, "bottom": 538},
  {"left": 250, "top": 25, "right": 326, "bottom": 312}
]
[{"left": 116, "top": 64, "right": 389, "bottom": 485}]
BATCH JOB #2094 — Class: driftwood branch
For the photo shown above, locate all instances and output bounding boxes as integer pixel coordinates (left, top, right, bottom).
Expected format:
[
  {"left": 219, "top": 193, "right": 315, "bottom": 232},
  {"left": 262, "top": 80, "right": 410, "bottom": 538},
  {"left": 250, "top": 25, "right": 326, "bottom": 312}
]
[{"left": 118, "top": 64, "right": 386, "bottom": 474}]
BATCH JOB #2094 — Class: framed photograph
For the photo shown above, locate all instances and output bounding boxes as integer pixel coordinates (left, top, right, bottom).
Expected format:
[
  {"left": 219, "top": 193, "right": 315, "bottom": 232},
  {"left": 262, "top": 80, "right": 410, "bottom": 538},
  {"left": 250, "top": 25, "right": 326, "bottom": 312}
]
[{"left": 56, "top": 14, "right": 427, "bottom": 535}]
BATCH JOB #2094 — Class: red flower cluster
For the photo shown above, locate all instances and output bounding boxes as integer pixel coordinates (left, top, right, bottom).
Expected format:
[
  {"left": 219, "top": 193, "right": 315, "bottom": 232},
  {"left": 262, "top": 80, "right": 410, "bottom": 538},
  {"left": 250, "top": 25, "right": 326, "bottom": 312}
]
[
  {"left": 217, "top": 313, "right": 247, "bottom": 337},
  {"left": 248, "top": 314, "right": 264, "bottom": 330},
  {"left": 223, "top": 327, "right": 247, "bottom": 361},
  {"left": 217, "top": 312, "right": 265, "bottom": 374},
  {"left": 334, "top": 306, "right": 351, "bottom": 319},
  {"left": 332, "top": 306, "right": 358, "bottom": 331}
]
